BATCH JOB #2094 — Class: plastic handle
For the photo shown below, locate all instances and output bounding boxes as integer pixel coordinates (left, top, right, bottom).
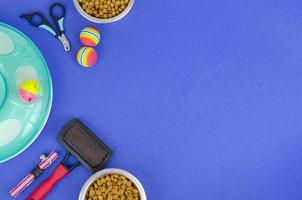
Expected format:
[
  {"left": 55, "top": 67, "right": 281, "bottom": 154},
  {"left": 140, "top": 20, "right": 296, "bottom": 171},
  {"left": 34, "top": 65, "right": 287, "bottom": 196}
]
[
  {"left": 20, "top": 13, "right": 58, "bottom": 37},
  {"left": 50, "top": 3, "right": 66, "bottom": 34},
  {"left": 26, "top": 164, "right": 69, "bottom": 200}
]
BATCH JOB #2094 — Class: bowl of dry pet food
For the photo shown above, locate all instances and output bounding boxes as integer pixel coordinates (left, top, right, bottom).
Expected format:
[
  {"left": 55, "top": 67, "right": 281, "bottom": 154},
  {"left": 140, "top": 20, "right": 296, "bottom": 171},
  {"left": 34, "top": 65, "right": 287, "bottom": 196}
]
[
  {"left": 79, "top": 168, "right": 147, "bottom": 200},
  {"left": 74, "top": 0, "right": 134, "bottom": 23}
]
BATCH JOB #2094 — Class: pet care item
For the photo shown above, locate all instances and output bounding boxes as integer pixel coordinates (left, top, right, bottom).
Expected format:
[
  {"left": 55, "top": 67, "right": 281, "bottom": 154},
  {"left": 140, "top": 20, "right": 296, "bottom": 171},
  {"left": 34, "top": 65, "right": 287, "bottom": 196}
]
[
  {"left": 19, "top": 80, "right": 39, "bottom": 103},
  {"left": 80, "top": 27, "right": 100, "bottom": 47},
  {"left": 20, "top": 3, "right": 71, "bottom": 51},
  {"left": 0, "top": 22, "right": 52, "bottom": 163},
  {"left": 9, "top": 151, "right": 59, "bottom": 198},
  {"left": 77, "top": 47, "right": 98, "bottom": 67},
  {"left": 79, "top": 168, "right": 147, "bottom": 200},
  {"left": 73, "top": 0, "right": 134, "bottom": 23},
  {"left": 27, "top": 119, "right": 112, "bottom": 200}
]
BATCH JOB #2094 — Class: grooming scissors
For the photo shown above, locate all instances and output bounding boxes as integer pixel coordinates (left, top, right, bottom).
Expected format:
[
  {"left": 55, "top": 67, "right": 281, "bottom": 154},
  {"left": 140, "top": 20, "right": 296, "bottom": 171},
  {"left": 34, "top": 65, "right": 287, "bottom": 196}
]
[{"left": 20, "top": 3, "right": 70, "bottom": 51}]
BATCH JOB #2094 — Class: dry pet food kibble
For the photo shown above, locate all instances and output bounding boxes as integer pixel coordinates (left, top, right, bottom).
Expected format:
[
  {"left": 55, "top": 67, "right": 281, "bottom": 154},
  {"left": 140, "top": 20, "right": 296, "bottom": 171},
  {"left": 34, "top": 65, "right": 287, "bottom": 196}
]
[
  {"left": 79, "top": 0, "right": 130, "bottom": 19},
  {"left": 86, "top": 174, "right": 141, "bottom": 200}
]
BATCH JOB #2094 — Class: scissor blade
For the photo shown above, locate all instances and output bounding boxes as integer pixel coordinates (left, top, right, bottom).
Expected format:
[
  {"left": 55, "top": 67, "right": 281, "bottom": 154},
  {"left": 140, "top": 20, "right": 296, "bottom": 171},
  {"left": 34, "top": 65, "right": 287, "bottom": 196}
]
[{"left": 58, "top": 34, "right": 70, "bottom": 52}]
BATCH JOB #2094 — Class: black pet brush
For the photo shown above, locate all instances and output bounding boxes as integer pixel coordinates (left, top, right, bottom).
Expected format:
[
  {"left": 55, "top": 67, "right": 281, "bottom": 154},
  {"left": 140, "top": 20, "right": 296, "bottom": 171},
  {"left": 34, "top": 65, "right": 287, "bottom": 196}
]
[{"left": 27, "top": 119, "right": 113, "bottom": 200}]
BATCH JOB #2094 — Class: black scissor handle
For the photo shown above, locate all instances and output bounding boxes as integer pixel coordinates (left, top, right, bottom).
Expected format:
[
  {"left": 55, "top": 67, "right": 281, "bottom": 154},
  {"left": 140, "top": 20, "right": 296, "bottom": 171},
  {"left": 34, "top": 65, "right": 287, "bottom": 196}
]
[
  {"left": 50, "top": 3, "right": 66, "bottom": 34},
  {"left": 20, "top": 12, "right": 47, "bottom": 28},
  {"left": 20, "top": 12, "right": 58, "bottom": 37}
]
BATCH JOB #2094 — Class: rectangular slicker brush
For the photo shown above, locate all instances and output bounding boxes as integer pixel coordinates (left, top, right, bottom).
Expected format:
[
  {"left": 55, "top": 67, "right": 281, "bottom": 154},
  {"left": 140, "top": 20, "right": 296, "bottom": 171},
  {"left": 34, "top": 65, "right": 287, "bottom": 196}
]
[{"left": 58, "top": 118, "right": 113, "bottom": 173}]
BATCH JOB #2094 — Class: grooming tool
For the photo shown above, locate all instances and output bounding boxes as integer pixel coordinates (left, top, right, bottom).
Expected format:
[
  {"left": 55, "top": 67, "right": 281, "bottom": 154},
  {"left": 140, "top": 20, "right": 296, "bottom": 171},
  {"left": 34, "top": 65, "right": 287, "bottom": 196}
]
[
  {"left": 20, "top": 3, "right": 70, "bottom": 51},
  {"left": 9, "top": 151, "right": 59, "bottom": 198},
  {"left": 27, "top": 119, "right": 112, "bottom": 200}
]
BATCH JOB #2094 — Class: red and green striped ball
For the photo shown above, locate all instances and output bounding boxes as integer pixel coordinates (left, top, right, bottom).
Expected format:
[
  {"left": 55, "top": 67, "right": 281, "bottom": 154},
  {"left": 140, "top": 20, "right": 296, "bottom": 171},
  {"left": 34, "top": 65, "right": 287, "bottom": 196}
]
[
  {"left": 77, "top": 47, "right": 98, "bottom": 67},
  {"left": 80, "top": 27, "right": 100, "bottom": 47}
]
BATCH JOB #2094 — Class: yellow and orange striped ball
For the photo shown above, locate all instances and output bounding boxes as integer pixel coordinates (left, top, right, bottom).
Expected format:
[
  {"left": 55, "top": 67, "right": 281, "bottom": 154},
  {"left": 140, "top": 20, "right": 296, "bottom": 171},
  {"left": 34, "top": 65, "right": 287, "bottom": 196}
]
[
  {"left": 80, "top": 27, "right": 100, "bottom": 47},
  {"left": 77, "top": 47, "right": 98, "bottom": 67}
]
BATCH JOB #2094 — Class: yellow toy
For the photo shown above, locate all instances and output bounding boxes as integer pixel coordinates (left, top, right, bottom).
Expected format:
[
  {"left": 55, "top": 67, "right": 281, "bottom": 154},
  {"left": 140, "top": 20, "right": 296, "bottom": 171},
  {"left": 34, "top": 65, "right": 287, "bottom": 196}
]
[{"left": 19, "top": 80, "right": 39, "bottom": 103}]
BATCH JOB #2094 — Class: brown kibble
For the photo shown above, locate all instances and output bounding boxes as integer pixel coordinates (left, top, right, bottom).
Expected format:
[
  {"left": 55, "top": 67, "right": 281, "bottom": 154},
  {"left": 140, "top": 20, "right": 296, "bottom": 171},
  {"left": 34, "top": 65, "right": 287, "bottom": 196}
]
[
  {"left": 107, "top": 181, "right": 112, "bottom": 186},
  {"left": 89, "top": 189, "right": 96, "bottom": 196},
  {"left": 80, "top": 0, "right": 129, "bottom": 18},
  {"left": 85, "top": 174, "right": 141, "bottom": 200}
]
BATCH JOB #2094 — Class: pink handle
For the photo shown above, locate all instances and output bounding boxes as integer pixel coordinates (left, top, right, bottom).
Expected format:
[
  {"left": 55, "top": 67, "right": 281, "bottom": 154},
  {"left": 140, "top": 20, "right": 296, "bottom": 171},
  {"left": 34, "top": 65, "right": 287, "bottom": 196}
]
[{"left": 26, "top": 164, "right": 69, "bottom": 200}]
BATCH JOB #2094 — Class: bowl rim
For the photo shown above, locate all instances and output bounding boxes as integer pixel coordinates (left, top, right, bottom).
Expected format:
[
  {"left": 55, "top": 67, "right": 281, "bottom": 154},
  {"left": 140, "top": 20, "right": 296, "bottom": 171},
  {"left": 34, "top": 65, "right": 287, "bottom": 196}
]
[
  {"left": 78, "top": 168, "right": 147, "bottom": 200},
  {"left": 73, "top": 0, "right": 135, "bottom": 23}
]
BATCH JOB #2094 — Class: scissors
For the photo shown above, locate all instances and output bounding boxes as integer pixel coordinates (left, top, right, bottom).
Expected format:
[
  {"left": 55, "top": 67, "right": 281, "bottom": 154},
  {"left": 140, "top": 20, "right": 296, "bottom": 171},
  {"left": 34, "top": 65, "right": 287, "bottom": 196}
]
[{"left": 20, "top": 3, "right": 70, "bottom": 51}]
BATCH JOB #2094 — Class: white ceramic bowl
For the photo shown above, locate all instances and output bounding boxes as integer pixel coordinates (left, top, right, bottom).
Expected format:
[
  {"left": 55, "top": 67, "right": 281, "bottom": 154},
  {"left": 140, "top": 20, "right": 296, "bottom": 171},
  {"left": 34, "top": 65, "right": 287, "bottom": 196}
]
[
  {"left": 73, "top": 0, "right": 134, "bottom": 23},
  {"left": 79, "top": 168, "right": 147, "bottom": 200}
]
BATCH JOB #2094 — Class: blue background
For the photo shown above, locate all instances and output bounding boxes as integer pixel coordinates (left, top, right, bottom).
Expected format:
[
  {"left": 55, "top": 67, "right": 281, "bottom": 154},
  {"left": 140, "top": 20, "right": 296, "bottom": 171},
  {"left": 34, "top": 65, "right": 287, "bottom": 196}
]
[{"left": 1, "top": 0, "right": 302, "bottom": 199}]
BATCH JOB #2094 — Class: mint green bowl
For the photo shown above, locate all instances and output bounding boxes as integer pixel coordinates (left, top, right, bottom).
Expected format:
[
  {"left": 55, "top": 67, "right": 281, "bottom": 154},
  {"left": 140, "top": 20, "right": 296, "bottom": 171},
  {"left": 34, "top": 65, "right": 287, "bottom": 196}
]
[{"left": 0, "top": 23, "right": 52, "bottom": 163}]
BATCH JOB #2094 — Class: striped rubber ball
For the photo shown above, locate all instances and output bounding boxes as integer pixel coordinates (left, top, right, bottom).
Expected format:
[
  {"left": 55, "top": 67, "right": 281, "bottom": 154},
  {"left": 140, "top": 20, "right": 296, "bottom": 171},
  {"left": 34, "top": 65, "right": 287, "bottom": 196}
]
[
  {"left": 77, "top": 47, "right": 98, "bottom": 67},
  {"left": 80, "top": 27, "right": 100, "bottom": 47}
]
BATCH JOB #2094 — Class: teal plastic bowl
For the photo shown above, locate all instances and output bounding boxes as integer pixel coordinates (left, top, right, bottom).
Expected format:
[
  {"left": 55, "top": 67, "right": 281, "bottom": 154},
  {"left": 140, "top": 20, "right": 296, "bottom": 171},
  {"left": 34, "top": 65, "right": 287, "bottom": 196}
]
[{"left": 0, "top": 23, "right": 52, "bottom": 162}]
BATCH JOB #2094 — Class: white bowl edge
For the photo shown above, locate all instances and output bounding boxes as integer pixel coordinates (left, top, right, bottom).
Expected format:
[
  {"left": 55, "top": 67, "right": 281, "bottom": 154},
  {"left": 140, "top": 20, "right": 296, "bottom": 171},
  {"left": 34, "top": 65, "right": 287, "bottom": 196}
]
[{"left": 79, "top": 168, "right": 147, "bottom": 200}]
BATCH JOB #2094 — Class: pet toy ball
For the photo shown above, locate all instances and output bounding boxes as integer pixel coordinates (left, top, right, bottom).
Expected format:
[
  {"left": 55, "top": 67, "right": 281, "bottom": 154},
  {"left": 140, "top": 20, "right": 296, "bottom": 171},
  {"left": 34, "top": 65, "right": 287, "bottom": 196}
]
[
  {"left": 80, "top": 27, "right": 100, "bottom": 47},
  {"left": 77, "top": 47, "right": 98, "bottom": 67},
  {"left": 19, "top": 80, "right": 39, "bottom": 103}
]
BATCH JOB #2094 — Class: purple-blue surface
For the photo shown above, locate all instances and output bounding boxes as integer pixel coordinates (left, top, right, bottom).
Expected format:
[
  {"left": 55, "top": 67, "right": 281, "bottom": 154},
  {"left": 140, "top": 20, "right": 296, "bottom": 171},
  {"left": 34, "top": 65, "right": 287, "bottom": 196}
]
[{"left": 1, "top": 0, "right": 302, "bottom": 199}]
